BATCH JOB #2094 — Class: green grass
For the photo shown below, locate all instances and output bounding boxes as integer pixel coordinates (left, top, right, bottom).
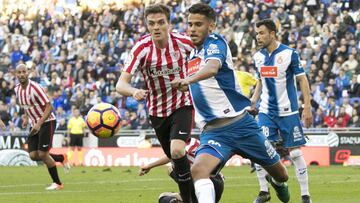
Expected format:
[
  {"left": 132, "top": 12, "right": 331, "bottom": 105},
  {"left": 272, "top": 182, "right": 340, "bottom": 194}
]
[{"left": 0, "top": 165, "right": 359, "bottom": 203}]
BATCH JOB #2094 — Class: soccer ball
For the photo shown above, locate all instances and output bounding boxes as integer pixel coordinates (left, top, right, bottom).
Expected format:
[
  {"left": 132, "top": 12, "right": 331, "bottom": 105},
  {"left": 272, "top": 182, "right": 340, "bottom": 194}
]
[{"left": 86, "top": 103, "right": 122, "bottom": 138}]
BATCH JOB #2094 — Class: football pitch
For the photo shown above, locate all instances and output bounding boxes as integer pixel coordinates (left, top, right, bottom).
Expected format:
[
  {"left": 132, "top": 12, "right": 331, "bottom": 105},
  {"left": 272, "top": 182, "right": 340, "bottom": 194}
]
[{"left": 0, "top": 165, "right": 359, "bottom": 203}]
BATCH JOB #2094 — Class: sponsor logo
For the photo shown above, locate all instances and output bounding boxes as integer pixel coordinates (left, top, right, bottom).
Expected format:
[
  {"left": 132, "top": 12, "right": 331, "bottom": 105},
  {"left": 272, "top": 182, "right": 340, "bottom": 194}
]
[
  {"left": 223, "top": 109, "right": 230, "bottom": 114},
  {"left": 264, "top": 140, "right": 277, "bottom": 159},
  {"left": 148, "top": 67, "right": 181, "bottom": 77},
  {"left": 187, "top": 57, "right": 201, "bottom": 76},
  {"left": 293, "top": 126, "right": 302, "bottom": 142},
  {"left": 171, "top": 51, "right": 180, "bottom": 61},
  {"left": 206, "top": 43, "right": 220, "bottom": 55},
  {"left": 260, "top": 66, "right": 278, "bottom": 77},
  {"left": 327, "top": 132, "right": 339, "bottom": 147},
  {"left": 340, "top": 136, "right": 360, "bottom": 145},
  {"left": 178, "top": 131, "right": 188, "bottom": 135},
  {"left": 334, "top": 150, "right": 351, "bottom": 163}
]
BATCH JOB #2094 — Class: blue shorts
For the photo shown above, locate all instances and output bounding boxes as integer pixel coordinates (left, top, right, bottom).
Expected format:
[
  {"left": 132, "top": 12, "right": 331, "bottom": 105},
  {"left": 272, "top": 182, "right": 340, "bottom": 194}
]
[
  {"left": 258, "top": 113, "right": 306, "bottom": 148},
  {"left": 196, "top": 113, "right": 280, "bottom": 172}
]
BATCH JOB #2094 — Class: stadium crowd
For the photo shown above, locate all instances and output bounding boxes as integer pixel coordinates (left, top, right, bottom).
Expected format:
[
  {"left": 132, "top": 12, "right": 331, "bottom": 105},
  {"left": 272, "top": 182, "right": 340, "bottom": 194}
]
[{"left": 0, "top": 0, "right": 360, "bottom": 132}]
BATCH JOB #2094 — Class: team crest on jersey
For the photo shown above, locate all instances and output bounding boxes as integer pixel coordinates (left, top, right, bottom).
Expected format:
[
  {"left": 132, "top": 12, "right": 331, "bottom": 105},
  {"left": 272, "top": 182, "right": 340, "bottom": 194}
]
[
  {"left": 171, "top": 51, "right": 180, "bottom": 61},
  {"left": 207, "top": 44, "right": 220, "bottom": 55},
  {"left": 260, "top": 66, "right": 278, "bottom": 78},
  {"left": 188, "top": 57, "right": 201, "bottom": 76},
  {"left": 277, "top": 56, "right": 283, "bottom": 64}
]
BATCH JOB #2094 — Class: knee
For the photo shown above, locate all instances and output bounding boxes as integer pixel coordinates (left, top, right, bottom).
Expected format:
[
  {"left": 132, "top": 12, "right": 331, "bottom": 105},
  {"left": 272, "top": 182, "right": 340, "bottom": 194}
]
[
  {"left": 170, "top": 148, "right": 185, "bottom": 159},
  {"left": 278, "top": 171, "right": 289, "bottom": 182},
  {"left": 38, "top": 152, "right": 47, "bottom": 160},
  {"left": 29, "top": 153, "right": 38, "bottom": 161},
  {"left": 191, "top": 164, "right": 208, "bottom": 181},
  {"left": 289, "top": 148, "right": 303, "bottom": 160}
]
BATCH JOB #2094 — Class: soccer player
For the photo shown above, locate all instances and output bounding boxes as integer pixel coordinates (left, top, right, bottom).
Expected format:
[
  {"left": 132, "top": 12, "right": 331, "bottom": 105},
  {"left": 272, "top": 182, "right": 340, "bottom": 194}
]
[
  {"left": 138, "top": 138, "right": 224, "bottom": 203},
  {"left": 115, "top": 4, "right": 196, "bottom": 203},
  {"left": 67, "top": 108, "right": 86, "bottom": 166},
  {"left": 250, "top": 19, "right": 313, "bottom": 203},
  {"left": 171, "top": 3, "right": 290, "bottom": 203},
  {"left": 14, "top": 63, "right": 69, "bottom": 190}
]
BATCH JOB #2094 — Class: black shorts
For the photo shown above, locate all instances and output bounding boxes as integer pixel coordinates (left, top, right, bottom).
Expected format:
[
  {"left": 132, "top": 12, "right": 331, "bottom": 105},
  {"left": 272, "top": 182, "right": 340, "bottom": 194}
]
[
  {"left": 150, "top": 106, "right": 193, "bottom": 158},
  {"left": 27, "top": 120, "right": 56, "bottom": 152},
  {"left": 69, "top": 134, "right": 83, "bottom": 147}
]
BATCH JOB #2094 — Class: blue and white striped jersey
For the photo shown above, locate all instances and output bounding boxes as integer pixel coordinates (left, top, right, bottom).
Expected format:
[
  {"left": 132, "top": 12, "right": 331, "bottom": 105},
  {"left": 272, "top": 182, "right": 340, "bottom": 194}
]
[
  {"left": 253, "top": 43, "right": 305, "bottom": 117},
  {"left": 187, "top": 33, "right": 250, "bottom": 128}
]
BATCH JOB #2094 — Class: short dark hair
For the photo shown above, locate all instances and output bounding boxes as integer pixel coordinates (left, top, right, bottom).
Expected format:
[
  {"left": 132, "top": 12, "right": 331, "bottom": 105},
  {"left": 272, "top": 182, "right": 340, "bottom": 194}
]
[
  {"left": 256, "top": 19, "right": 277, "bottom": 33},
  {"left": 188, "top": 3, "right": 216, "bottom": 22},
  {"left": 144, "top": 4, "right": 170, "bottom": 22}
]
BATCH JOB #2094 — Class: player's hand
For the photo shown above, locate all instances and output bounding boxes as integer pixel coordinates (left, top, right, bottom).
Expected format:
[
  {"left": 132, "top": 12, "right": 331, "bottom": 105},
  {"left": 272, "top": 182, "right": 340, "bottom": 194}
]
[
  {"left": 138, "top": 165, "right": 151, "bottom": 176},
  {"left": 302, "top": 106, "right": 313, "bottom": 128},
  {"left": 21, "top": 115, "right": 28, "bottom": 129},
  {"left": 170, "top": 78, "right": 189, "bottom": 92},
  {"left": 247, "top": 99, "right": 258, "bottom": 116},
  {"left": 30, "top": 122, "right": 41, "bottom": 136},
  {"left": 132, "top": 89, "right": 148, "bottom": 101}
]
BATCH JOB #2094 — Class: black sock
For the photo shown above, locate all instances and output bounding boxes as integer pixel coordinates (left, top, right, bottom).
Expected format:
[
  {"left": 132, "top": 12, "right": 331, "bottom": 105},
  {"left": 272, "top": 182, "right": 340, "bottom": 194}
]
[
  {"left": 50, "top": 154, "right": 64, "bottom": 163},
  {"left": 173, "top": 155, "right": 197, "bottom": 203},
  {"left": 47, "top": 166, "right": 61, "bottom": 185},
  {"left": 210, "top": 174, "right": 225, "bottom": 203}
]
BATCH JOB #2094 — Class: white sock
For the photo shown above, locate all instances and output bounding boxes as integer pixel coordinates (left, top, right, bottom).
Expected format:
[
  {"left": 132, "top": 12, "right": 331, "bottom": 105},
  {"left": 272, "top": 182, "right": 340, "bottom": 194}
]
[
  {"left": 255, "top": 164, "right": 269, "bottom": 192},
  {"left": 194, "top": 178, "right": 215, "bottom": 203},
  {"left": 290, "top": 149, "right": 310, "bottom": 196}
]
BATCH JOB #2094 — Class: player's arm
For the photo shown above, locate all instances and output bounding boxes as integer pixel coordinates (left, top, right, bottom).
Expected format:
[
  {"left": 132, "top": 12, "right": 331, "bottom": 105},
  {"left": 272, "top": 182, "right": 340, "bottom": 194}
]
[
  {"left": 249, "top": 79, "right": 262, "bottom": 111},
  {"left": 116, "top": 72, "right": 147, "bottom": 101},
  {"left": 31, "top": 102, "right": 53, "bottom": 135},
  {"left": 138, "top": 155, "right": 171, "bottom": 176},
  {"left": 188, "top": 59, "right": 220, "bottom": 83},
  {"left": 297, "top": 74, "right": 313, "bottom": 128}
]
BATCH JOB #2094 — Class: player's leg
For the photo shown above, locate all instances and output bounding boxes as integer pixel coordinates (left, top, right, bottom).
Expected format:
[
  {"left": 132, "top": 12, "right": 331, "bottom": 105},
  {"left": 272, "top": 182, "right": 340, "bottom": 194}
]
[
  {"left": 165, "top": 166, "right": 224, "bottom": 203},
  {"left": 233, "top": 113, "right": 289, "bottom": 203},
  {"left": 37, "top": 120, "right": 63, "bottom": 190},
  {"left": 150, "top": 109, "right": 195, "bottom": 203},
  {"left": 192, "top": 126, "right": 233, "bottom": 203},
  {"left": 76, "top": 135, "right": 84, "bottom": 166},
  {"left": 191, "top": 152, "right": 221, "bottom": 203},
  {"left": 27, "top": 133, "right": 40, "bottom": 161},
  {"left": 253, "top": 113, "right": 280, "bottom": 202},
  {"left": 278, "top": 114, "right": 311, "bottom": 203},
  {"left": 169, "top": 106, "right": 196, "bottom": 203}
]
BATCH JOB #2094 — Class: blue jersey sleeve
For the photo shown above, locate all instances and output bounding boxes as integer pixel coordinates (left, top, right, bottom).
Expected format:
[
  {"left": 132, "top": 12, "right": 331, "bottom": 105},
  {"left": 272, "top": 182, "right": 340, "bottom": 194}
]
[
  {"left": 290, "top": 50, "right": 305, "bottom": 75},
  {"left": 204, "top": 34, "right": 227, "bottom": 66}
]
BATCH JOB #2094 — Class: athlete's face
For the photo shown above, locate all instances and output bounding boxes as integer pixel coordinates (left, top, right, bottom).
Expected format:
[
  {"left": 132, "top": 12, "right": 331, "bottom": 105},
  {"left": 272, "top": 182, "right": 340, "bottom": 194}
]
[
  {"left": 15, "top": 65, "right": 29, "bottom": 85},
  {"left": 188, "top": 14, "right": 215, "bottom": 48},
  {"left": 255, "top": 25, "right": 275, "bottom": 49},
  {"left": 146, "top": 13, "right": 170, "bottom": 42}
]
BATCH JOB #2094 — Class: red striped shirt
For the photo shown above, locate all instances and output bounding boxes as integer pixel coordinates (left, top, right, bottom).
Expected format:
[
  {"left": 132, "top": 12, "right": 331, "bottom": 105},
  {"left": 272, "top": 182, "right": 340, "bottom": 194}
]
[
  {"left": 124, "top": 32, "right": 194, "bottom": 117},
  {"left": 15, "top": 80, "right": 56, "bottom": 126},
  {"left": 185, "top": 138, "right": 200, "bottom": 165}
]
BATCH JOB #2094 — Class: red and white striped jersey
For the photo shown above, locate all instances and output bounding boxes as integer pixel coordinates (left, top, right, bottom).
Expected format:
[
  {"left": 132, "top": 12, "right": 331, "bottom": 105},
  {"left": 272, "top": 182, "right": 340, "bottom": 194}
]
[
  {"left": 185, "top": 138, "right": 200, "bottom": 165},
  {"left": 124, "top": 32, "right": 194, "bottom": 117},
  {"left": 15, "top": 80, "right": 56, "bottom": 126}
]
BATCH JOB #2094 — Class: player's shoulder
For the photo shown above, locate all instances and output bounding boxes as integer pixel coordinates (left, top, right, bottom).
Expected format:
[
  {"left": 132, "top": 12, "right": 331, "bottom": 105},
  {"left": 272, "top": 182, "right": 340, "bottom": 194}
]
[
  {"left": 206, "top": 33, "right": 226, "bottom": 44},
  {"left": 134, "top": 34, "right": 152, "bottom": 47},
  {"left": 278, "top": 43, "right": 297, "bottom": 55},
  {"left": 171, "top": 32, "right": 191, "bottom": 40}
]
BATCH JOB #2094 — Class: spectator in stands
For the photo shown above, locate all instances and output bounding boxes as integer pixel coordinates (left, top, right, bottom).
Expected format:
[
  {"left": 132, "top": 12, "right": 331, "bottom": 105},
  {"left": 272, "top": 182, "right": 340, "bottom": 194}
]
[{"left": 324, "top": 109, "right": 337, "bottom": 128}]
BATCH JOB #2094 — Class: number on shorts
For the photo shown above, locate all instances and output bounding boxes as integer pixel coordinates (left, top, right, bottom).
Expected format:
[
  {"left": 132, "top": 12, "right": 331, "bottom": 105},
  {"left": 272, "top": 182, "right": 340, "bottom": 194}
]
[{"left": 262, "top": 126, "right": 269, "bottom": 137}]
